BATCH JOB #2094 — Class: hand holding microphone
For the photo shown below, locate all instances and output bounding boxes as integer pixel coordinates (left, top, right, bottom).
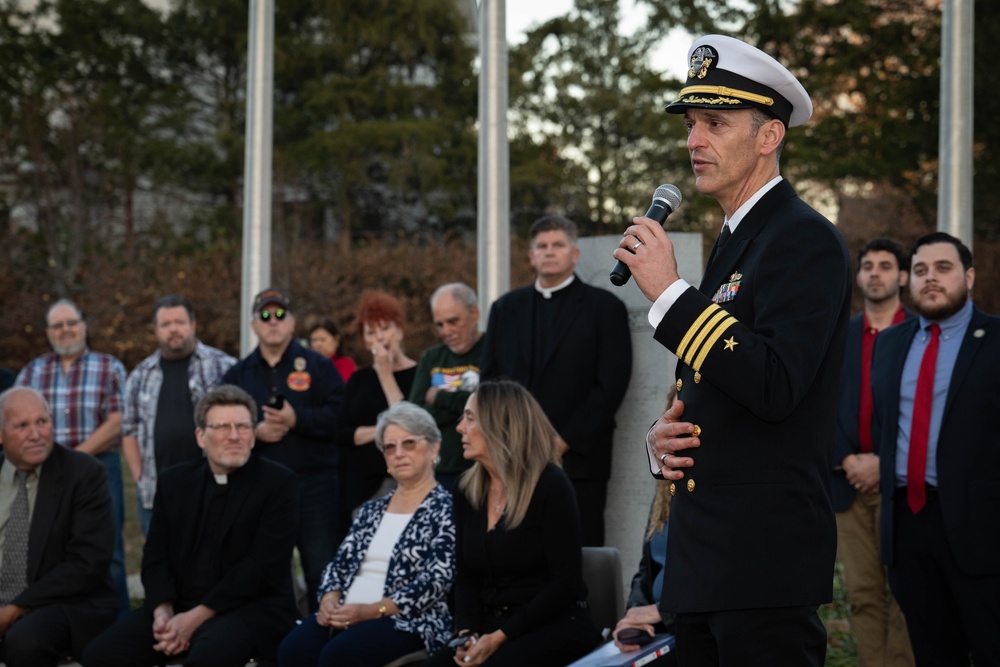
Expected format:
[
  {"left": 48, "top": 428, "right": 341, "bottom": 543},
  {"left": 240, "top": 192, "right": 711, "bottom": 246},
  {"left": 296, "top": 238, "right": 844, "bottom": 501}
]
[{"left": 610, "top": 184, "right": 683, "bottom": 286}]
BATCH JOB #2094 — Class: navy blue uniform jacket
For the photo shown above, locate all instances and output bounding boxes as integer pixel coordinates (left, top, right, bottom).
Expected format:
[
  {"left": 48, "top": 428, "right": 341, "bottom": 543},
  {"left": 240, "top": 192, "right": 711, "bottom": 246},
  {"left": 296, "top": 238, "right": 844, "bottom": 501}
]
[{"left": 652, "top": 179, "right": 851, "bottom": 613}]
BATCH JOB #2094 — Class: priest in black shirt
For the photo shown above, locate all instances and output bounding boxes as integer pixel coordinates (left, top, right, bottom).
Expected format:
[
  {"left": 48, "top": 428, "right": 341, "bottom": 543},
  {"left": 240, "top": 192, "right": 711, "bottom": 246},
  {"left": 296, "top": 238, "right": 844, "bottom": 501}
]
[{"left": 82, "top": 384, "right": 299, "bottom": 667}]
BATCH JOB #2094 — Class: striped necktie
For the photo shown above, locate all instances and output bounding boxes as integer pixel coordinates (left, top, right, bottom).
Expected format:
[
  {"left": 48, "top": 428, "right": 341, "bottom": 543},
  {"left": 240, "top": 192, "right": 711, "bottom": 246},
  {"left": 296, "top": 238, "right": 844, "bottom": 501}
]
[{"left": 0, "top": 470, "right": 30, "bottom": 605}]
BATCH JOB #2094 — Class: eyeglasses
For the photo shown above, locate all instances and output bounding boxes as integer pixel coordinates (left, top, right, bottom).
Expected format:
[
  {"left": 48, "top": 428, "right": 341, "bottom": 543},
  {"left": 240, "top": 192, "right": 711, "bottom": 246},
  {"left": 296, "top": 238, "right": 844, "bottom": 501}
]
[
  {"left": 259, "top": 308, "right": 287, "bottom": 322},
  {"left": 204, "top": 422, "right": 254, "bottom": 435},
  {"left": 47, "top": 319, "right": 82, "bottom": 331},
  {"left": 382, "top": 437, "right": 425, "bottom": 455}
]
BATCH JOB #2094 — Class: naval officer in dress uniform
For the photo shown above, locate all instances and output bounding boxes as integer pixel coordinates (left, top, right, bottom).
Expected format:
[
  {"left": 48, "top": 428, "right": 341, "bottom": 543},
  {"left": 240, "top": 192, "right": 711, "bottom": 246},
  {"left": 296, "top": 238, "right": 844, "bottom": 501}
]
[{"left": 612, "top": 35, "right": 852, "bottom": 666}]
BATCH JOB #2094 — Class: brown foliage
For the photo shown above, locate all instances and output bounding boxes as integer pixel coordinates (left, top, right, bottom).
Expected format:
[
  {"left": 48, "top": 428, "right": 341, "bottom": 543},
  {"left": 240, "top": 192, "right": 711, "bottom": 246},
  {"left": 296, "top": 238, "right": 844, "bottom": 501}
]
[
  {"left": 836, "top": 182, "right": 1000, "bottom": 315},
  {"left": 2, "top": 236, "right": 536, "bottom": 374},
  {"left": 6, "top": 216, "right": 999, "bottom": 377}
]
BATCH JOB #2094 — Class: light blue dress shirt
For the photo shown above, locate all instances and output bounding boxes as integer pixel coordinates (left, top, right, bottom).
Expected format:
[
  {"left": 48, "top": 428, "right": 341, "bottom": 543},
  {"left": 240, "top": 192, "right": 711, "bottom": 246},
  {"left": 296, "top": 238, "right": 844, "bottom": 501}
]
[{"left": 895, "top": 299, "right": 973, "bottom": 487}]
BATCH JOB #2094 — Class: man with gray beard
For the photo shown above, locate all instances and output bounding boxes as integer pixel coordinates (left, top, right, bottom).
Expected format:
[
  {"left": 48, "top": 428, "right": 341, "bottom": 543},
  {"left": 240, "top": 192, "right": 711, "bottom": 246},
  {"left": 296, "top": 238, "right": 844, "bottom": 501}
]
[{"left": 16, "top": 299, "right": 130, "bottom": 617}]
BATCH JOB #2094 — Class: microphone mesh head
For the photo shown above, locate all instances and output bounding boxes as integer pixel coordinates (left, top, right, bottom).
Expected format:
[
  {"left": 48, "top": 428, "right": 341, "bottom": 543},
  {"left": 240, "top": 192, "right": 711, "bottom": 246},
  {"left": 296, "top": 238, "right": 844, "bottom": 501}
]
[{"left": 654, "top": 184, "right": 682, "bottom": 210}]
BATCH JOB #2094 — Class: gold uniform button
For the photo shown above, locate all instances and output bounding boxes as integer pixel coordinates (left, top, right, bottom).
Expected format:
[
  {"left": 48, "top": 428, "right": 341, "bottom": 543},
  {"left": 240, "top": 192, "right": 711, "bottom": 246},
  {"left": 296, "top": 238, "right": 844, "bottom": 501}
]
[
  {"left": 669, "top": 483, "right": 676, "bottom": 496},
  {"left": 692, "top": 425, "right": 701, "bottom": 437},
  {"left": 694, "top": 371, "right": 702, "bottom": 384},
  {"left": 687, "top": 478, "right": 696, "bottom": 493},
  {"left": 676, "top": 379, "right": 683, "bottom": 392}
]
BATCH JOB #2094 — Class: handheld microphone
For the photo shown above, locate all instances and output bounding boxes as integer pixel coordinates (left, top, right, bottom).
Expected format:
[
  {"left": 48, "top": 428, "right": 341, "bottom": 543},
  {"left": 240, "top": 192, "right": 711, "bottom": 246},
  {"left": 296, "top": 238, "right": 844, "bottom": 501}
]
[{"left": 610, "top": 184, "right": 683, "bottom": 286}]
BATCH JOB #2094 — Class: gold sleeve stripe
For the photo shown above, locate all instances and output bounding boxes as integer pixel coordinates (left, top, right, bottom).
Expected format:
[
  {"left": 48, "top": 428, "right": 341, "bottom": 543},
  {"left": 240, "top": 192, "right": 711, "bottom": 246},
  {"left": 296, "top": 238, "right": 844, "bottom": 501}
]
[
  {"left": 693, "top": 317, "right": 738, "bottom": 371},
  {"left": 678, "top": 85, "right": 775, "bottom": 107},
  {"left": 676, "top": 303, "right": 723, "bottom": 361},
  {"left": 682, "top": 310, "right": 730, "bottom": 366}
]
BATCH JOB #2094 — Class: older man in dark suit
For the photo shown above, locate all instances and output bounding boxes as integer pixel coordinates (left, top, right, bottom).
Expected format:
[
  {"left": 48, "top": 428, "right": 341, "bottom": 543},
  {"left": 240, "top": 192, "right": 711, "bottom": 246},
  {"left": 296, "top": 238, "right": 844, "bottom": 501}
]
[
  {"left": 82, "top": 385, "right": 299, "bottom": 667},
  {"left": 617, "top": 35, "right": 852, "bottom": 665},
  {"left": 872, "top": 232, "right": 1000, "bottom": 665},
  {"left": 481, "top": 214, "right": 632, "bottom": 546},
  {"left": 0, "top": 387, "right": 117, "bottom": 666}
]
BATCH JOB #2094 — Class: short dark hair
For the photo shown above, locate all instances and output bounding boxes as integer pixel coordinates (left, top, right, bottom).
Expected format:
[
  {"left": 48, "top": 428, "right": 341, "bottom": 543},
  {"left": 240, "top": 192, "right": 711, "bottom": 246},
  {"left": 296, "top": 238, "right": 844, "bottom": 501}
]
[
  {"left": 529, "top": 215, "right": 578, "bottom": 245},
  {"left": 857, "top": 238, "right": 908, "bottom": 272},
  {"left": 749, "top": 108, "right": 784, "bottom": 162},
  {"left": 194, "top": 385, "right": 257, "bottom": 429},
  {"left": 308, "top": 318, "right": 341, "bottom": 339},
  {"left": 911, "top": 232, "right": 973, "bottom": 271},
  {"left": 152, "top": 294, "right": 195, "bottom": 325}
]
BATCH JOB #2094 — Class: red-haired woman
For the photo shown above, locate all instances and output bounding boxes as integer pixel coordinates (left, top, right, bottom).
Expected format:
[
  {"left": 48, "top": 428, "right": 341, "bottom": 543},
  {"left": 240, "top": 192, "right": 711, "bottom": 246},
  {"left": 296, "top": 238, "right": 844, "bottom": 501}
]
[{"left": 335, "top": 290, "right": 417, "bottom": 541}]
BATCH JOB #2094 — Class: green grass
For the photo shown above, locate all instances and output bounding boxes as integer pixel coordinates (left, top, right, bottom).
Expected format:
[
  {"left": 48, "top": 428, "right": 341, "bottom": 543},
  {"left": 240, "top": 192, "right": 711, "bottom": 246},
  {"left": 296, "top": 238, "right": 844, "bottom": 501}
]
[{"left": 822, "top": 561, "right": 858, "bottom": 666}]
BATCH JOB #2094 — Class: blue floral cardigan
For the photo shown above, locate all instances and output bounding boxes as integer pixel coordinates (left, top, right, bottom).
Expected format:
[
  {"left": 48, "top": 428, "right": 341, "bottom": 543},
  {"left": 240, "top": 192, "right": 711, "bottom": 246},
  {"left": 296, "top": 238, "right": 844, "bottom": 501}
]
[{"left": 318, "top": 484, "right": 455, "bottom": 653}]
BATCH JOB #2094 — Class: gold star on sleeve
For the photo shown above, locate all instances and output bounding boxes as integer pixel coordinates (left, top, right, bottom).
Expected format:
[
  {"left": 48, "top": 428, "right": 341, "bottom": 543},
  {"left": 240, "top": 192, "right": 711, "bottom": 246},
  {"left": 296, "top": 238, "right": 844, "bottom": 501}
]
[{"left": 723, "top": 336, "right": 739, "bottom": 351}]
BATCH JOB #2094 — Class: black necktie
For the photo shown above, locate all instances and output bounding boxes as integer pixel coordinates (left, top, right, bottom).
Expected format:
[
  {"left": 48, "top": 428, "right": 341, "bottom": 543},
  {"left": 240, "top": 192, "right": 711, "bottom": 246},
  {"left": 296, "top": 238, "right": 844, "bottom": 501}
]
[{"left": 718, "top": 222, "right": 732, "bottom": 247}]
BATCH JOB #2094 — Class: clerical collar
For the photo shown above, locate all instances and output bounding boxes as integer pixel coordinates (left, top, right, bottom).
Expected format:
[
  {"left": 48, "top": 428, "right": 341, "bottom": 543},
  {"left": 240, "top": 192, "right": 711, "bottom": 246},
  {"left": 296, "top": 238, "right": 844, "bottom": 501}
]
[
  {"left": 534, "top": 274, "right": 575, "bottom": 299},
  {"left": 213, "top": 473, "right": 229, "bottom": 485}
]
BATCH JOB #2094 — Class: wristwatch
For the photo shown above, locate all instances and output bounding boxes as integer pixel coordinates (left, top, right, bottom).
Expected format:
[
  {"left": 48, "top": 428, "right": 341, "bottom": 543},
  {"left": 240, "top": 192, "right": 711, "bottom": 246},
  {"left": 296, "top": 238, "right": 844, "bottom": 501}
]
[{"left": 378, "top": 603, "right": 387, "bottom": 618}]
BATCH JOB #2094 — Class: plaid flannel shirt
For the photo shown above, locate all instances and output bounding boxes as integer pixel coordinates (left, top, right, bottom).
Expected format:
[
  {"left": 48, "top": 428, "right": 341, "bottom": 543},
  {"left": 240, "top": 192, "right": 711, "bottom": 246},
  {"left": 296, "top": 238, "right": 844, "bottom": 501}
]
[
  {"left": 16, "top": 349, "right": 127, "bottom": 448},
  {"left": 122, "top": 341, "right": 236, "bottom": 509}
]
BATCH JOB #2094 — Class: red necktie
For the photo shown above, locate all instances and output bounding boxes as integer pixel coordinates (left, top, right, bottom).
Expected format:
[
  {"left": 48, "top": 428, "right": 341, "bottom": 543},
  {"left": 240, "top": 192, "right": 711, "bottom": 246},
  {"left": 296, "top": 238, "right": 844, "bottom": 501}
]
[{"left": 907, "top": 323, "right": 940, "bottom": 514}]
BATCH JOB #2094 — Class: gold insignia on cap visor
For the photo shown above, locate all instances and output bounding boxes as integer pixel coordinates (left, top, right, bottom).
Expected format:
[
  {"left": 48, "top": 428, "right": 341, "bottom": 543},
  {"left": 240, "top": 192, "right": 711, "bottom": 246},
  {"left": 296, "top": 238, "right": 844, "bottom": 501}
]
[
  {"left": 677, "top": 85, "right": 776, "bottom": 108},
  {"left": 666, "top": 34, "right": 813, "bottom": 128}
]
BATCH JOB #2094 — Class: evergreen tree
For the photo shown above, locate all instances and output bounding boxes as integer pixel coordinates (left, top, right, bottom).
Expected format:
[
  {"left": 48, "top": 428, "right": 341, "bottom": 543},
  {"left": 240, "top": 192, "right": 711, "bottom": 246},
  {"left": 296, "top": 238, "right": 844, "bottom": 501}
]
[{"left": 509, "top": 0, "right": 694, "bottom": 236}]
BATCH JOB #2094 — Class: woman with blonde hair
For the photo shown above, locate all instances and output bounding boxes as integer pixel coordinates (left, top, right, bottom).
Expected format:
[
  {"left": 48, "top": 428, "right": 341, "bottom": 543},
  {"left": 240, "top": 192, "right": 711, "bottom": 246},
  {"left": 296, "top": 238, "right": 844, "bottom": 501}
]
[{"left": 423, "top": 379, "right": 599, "bottom": 666}]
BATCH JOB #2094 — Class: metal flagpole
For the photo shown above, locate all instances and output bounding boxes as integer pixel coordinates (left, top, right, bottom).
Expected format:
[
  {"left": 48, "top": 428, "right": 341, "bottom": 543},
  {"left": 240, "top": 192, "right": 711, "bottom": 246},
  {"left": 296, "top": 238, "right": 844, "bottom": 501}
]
[
  {"left": 938, "top": 0, "right": 974, "bottom": 247},
  {"left": 477, "top": 0, "right": 510, "bottom": 326},
  {"left": 240, "top": 0, "right": 274, "bottom": 356}
]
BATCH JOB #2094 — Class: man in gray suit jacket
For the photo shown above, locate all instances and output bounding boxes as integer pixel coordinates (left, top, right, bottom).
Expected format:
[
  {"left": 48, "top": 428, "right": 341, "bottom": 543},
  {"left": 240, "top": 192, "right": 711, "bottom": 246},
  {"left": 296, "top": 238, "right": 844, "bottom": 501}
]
[{"left": 0, "top": 387, "right": 117, "bottom": 666}]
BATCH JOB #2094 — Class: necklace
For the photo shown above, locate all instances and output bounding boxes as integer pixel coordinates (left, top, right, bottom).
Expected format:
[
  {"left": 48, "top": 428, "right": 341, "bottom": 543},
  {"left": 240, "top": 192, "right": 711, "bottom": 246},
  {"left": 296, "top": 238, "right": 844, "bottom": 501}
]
[{"left": 492, "top": 492, "right": 507, "bottom": 514}]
